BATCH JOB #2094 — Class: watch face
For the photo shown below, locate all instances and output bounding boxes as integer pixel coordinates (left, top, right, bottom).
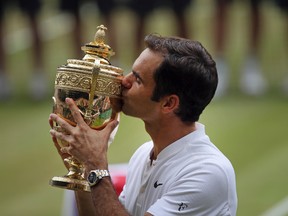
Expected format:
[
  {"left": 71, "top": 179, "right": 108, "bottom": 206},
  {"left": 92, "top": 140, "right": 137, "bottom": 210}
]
[{"left": 88, "top": 172, "right": 97, "bottom": 184}]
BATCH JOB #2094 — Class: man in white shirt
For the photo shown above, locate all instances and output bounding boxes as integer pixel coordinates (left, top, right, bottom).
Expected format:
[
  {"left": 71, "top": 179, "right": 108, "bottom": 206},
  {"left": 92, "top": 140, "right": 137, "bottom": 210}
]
[
  {"left": 49, "top": 34, "right": 237, "bottom": 215},
  {"left": 120, "top": 122, "right": 237, "bottom": 215}
]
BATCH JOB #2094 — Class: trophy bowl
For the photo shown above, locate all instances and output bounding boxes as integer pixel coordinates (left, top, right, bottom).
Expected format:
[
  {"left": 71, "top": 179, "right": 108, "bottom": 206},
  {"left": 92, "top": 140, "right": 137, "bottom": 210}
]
[{"left": 49, "top": 25, "right": 123, "bottom": 192}]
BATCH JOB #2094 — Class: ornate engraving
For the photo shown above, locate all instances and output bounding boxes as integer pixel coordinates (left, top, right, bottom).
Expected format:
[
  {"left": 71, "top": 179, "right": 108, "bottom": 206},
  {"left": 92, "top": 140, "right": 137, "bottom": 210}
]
[{"left": 55, "top": 71, "right": 122, "bottom": 97}]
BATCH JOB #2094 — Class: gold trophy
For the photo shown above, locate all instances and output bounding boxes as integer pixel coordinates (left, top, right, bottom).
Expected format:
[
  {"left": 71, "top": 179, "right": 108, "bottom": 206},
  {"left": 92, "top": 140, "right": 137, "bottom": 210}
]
[{"left": 50, "top": 25, "right": 123, "bottom": 192}]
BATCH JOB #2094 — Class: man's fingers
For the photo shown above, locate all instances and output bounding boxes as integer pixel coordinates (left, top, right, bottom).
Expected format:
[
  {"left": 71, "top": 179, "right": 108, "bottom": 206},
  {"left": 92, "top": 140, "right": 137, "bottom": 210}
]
[
  {"left": 104, "top": 119, "right": 119, "bottom": 135},
  {"left": 49, "top": 116, "right": 54, "bottom": 129},
  {"left": 50, "top": 128, "right": 73, "bottom": 144},
  {"left": 49, "top": 113, "right": 73, "bottom": 133},
  {"left": 65, "top": 98, "right": 86, "bottom": 126}
]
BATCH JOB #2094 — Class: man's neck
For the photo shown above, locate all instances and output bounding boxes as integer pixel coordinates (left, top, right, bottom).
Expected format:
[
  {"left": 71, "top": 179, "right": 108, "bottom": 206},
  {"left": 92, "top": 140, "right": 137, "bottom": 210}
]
[{"left": 145, "top": 120, "right": 196, "bottom": 160}]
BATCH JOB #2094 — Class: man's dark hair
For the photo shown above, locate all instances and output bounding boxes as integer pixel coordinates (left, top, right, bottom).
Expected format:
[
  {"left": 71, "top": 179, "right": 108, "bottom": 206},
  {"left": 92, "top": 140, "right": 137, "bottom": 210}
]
[{"left": 144, "top": 34, "right": 218, "bottom": 123}]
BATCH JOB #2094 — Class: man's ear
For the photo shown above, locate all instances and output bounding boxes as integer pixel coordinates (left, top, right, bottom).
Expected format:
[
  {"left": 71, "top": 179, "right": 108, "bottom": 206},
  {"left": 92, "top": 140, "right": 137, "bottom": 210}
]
[{"left": 161, "top": 95, "right": 179, "bottom": 113}]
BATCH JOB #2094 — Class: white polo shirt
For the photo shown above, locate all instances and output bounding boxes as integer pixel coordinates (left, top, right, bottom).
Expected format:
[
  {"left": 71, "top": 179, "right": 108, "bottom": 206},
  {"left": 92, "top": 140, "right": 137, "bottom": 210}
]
[{"left": 119, "top": 123, "right": 237, "bottom": 216}]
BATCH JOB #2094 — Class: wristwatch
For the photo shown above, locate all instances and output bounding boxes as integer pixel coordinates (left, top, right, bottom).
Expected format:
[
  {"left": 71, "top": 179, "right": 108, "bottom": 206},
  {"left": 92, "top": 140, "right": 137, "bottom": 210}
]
[{"left": 87, "top": 169, "right": 110, "bottom": 187}]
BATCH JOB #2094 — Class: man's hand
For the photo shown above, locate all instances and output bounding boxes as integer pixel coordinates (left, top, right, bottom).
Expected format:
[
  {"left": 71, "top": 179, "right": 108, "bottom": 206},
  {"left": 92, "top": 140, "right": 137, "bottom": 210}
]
[
  {"left": 49, "top": 98, "right": 129, "bottom": 216},
  {"left": 49, "top": 98, "right": 119, "bottom": 171}
]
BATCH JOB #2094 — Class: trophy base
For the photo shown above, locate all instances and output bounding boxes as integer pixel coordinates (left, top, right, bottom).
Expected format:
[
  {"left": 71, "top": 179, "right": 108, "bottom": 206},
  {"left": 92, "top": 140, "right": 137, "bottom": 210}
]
[{"left": 50, "top": 176, "right": 91, "bottom": 192}]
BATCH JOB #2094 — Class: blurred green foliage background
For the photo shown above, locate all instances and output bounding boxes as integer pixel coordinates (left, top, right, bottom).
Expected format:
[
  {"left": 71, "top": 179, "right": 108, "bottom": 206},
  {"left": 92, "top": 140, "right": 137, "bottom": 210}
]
[{"left": 0, "top": 0, "right": 287, "bottom": 215}]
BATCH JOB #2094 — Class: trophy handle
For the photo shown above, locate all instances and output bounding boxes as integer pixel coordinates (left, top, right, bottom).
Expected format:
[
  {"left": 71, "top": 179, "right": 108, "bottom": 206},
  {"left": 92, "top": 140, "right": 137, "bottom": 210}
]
[{"left": 84, "top": 59, "right": 101, "bottom": 121}]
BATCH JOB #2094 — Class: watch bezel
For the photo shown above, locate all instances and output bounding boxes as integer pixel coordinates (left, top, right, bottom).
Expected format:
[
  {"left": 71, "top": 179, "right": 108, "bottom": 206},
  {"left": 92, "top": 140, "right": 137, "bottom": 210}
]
[
  {"left": 87, "top": 169, "right": 110, "bottom": 187},
  {"left": 87, "top": 171, "right": 98, "bottom": 186}
]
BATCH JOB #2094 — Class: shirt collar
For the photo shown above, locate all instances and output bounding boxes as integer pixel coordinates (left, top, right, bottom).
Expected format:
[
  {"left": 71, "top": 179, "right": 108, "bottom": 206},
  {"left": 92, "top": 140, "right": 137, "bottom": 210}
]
[{"left": 150, "top": 122, "right": 205, "bottom": 164}]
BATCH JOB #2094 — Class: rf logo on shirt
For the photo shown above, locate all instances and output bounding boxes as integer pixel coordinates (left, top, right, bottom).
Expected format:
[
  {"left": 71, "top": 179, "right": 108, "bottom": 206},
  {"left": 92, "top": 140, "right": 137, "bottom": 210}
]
[{"left": 178, "top": 202, "right": 188, "bottom": 211}]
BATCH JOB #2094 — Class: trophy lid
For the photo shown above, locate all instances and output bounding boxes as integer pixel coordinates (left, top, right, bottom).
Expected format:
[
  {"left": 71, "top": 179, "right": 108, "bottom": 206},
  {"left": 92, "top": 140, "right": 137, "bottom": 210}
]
[{"left": 55, "top": 25, "right": 123, "bottom": 98}]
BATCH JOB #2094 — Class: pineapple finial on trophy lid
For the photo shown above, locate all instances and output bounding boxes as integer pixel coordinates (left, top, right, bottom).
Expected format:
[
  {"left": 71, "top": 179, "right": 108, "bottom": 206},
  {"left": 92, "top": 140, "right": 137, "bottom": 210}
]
[
  {"left": 94, "top": 24, "right": 107, "bottom": 45},
  {"left": 81, "top": 24, "right": 115, "bottom": 63}
]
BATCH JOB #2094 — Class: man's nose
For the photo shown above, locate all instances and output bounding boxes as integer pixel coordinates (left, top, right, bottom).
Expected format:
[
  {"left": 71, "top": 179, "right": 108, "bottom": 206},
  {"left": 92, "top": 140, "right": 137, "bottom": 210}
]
[{"left": 122, "top": 73, "right": 132, "bottom": 89}]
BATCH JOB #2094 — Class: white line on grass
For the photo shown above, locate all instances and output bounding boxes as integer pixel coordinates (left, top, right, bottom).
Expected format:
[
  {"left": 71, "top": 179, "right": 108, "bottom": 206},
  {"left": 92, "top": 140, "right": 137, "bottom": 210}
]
[{"left": 261, "top": 196, "right": 288, "bottom": 216}]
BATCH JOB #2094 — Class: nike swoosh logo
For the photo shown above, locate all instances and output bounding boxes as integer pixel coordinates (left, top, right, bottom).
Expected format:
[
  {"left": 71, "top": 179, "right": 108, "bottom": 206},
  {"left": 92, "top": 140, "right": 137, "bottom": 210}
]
[{"left": 154, "top": 181, "right": 163, "bottom": 188}]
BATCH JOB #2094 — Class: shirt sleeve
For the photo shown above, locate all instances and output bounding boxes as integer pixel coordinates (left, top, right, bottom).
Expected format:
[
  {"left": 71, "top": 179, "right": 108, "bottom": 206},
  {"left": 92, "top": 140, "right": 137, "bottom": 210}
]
[{"left": 118, "top": 184, "right": 126, "bottom": 206}]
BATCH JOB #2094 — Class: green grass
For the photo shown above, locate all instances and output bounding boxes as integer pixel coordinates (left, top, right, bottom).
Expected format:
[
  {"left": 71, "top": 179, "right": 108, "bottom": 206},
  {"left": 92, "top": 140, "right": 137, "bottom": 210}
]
[
  {"left": 0, "top": 1, "right": 288, "bottom": 215},
  {"left": 202, "top": 97, "right": 288, "bottom": 216}
]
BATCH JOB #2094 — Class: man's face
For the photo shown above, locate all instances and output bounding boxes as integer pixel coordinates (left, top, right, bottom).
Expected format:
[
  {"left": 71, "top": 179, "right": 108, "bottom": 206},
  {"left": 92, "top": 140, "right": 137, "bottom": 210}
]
[{"left": 121, "top": 48, "right": 164, "bottom": 121}]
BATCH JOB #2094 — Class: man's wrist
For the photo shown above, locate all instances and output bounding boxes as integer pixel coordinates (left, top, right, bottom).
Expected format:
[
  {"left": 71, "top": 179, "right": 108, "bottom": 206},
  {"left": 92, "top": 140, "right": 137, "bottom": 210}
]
[{"left": 84, "top": 157, "right": 108, "bottom": 174}]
